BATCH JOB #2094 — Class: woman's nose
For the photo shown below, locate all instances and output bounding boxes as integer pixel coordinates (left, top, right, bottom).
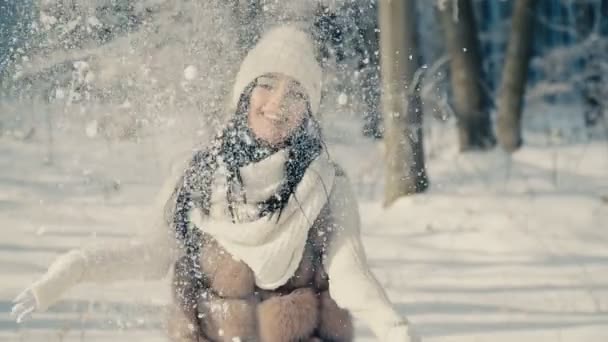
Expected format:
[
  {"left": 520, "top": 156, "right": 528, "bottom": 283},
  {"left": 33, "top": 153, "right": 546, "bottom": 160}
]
[{"left": 262, "top": 91, "right": 285, "bottom": 116}]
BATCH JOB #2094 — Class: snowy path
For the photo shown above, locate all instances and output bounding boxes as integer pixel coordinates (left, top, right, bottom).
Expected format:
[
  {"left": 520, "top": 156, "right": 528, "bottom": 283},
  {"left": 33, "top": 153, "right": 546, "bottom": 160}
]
[{"left": 2, "top": 106, "right": 608, "bottom": 341}]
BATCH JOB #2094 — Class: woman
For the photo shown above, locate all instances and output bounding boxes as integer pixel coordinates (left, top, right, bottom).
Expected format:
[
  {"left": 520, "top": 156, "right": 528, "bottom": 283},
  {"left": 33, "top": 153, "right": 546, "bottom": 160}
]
[{"left": 12, "top": 26, "right": 419, "bottom": 342}]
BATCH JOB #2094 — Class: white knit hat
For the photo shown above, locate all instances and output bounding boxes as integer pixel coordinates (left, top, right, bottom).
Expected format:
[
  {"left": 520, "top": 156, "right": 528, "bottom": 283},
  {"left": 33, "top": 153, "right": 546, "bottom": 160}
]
[{"left": 231, "top": 25, "right": 322, "bottom": 117}]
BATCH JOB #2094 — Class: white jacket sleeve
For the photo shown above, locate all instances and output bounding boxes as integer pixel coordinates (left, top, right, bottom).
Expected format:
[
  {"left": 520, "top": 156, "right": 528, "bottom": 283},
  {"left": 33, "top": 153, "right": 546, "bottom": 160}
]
[
  {"left": 30, "top": 175, "right": 181, "bottom": 312},
  {"left": 324, "top": 176, "right": 419, "bottom": 342}
]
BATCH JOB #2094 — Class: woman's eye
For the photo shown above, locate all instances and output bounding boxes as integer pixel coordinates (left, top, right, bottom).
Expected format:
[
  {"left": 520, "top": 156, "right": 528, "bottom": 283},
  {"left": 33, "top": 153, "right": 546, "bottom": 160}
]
[
  {"left": 257, "top": 84, "right": 273, "bottom": 91},
  {"left": 289, "top": 91, "right": 306, "bottom": 101}
]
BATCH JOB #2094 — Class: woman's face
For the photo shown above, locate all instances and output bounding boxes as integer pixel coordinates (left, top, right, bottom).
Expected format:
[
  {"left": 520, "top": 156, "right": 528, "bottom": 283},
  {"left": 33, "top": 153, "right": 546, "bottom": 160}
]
[{"left": 247, "top": 73, "right": 308, "bottom": 146}]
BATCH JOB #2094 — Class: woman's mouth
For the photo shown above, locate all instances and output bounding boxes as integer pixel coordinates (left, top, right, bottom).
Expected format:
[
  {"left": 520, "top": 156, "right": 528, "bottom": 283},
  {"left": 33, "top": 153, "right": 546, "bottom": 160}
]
[{"left": 261, "top": 112, "right": 286, "bottom": 125}]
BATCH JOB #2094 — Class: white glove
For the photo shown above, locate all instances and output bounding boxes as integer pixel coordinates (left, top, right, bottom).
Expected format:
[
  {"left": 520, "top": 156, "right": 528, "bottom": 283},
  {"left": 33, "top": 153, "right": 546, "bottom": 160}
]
[
  {"left": 11, "top": 288, "right": 38, "bottom": 323},
  {"left": 10, "top": 250, "right": 87, "bottom": 322}
]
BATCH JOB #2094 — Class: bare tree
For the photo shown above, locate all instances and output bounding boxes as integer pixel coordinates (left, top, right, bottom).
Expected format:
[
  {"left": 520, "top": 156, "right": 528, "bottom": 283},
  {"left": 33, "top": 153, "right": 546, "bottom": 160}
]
[
  {"left": 573, "top": 0, "right": 606, "bottom": 127},
  {"left": 496, "top": 0, "right": 538, "bottom": 151},
  {"left": 231, "top": 0, "right": 262, "bottom": 53},
  {"left": 378, "top": 0, "right": 429, "bottom": 206},
  {"left": 437, "top": 0, "right": 495, "bottom": 151}
]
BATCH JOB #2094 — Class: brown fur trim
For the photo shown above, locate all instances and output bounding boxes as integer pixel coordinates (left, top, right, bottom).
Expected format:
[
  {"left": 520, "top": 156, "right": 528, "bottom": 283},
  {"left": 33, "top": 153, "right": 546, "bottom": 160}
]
[
  {"left": 200, "top": 235, "right": 255, "bottom": 298},
  {"left": 318, "top": 291, "right": 354, "bottom": 341},
  {"left": 257, "top": 288, "right": 319, "bottom": 342},
  {"left": 197, "top": 297, "right": 258, "bottom": 341},
  {"left": 257, "top": 289, "right": 279, "bottom": 301}
]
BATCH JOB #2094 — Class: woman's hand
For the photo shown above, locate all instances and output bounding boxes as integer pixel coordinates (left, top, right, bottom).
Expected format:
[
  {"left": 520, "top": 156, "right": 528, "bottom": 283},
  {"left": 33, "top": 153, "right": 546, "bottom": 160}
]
[
  {"left": 10, "top": 250, "right": 88, "bottom": 321},
  {"left": 11, "top": 288, "right": 38, "bottom": 323}
]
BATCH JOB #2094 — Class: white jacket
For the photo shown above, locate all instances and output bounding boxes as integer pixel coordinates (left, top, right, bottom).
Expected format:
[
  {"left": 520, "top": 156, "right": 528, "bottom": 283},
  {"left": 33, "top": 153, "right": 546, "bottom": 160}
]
[{"left": 28, "top": 151, "right": 417, "bottom": 342}]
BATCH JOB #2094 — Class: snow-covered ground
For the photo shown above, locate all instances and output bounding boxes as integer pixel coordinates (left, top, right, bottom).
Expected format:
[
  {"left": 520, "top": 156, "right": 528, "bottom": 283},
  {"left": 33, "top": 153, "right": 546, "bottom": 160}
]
[{"left": 1, "top": 100, "right": 608, "bottom": 341}]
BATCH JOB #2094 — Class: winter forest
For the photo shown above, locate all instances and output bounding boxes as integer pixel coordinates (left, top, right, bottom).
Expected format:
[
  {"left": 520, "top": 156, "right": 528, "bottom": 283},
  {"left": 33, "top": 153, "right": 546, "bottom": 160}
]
[{"left": 1, "top": 0, "right": 608, "bottom": 341}]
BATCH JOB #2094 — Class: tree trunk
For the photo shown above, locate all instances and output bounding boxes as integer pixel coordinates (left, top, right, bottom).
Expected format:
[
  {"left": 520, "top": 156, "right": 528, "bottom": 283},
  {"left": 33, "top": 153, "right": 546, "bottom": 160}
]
[
  {"left": 378, "top": 0, "right": 429, "bottom": 207},
  {"left": 358, "top": 3, "right": 384, "bottom": 139},
  {"left": 231, "top": 0, "right": 262, "bottom": 54},
  {"left": 437, "top": 0, "right": 495, "bottom": 150},
  {"left": 496, "top": 0, "right": 538, "bottom": 152},
  {"left": 0, "top": 1, "right": 34, "bottom": 86},
  {"left": 573, "top": 0, "right": 605, "bottom": 127}
]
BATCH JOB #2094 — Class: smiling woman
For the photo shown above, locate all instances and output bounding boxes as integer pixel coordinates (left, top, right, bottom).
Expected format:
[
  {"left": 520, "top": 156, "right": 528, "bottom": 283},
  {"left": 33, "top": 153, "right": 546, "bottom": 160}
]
[{"left": 12, "top": 25, "right": 420, "bottom": 342}]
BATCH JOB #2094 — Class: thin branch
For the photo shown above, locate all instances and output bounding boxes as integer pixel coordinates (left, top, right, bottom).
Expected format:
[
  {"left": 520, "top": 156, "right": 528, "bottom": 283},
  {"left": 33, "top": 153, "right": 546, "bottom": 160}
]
[
  {"left": 535, "top": 13, "right": 579, "bottom": 38},
  {"left": 408, "top": 54, "right": 451, "bottom": 96}
]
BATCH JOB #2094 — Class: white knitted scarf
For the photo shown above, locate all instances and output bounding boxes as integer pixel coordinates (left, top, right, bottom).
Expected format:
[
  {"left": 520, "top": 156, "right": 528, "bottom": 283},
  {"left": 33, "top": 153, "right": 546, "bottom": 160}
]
[{"left": 189, "top": 149, "right": 336, "bottom": 290}]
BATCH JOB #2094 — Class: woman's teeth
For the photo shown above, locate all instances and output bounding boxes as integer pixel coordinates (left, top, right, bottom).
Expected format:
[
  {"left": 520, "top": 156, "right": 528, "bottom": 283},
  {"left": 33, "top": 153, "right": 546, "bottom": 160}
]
[{"left": 264, "top": 113, "right": 282, "bottom": 122}]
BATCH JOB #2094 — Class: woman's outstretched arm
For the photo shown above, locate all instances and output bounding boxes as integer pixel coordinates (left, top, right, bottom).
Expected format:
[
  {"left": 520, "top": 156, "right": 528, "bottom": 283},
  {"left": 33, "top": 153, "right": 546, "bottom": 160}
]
[
  {"left": 13, "top": 172, "right": 183, "bottom": 317},
  {"left": 323, "top": 175, "right": 420, "bottom": 342}
]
